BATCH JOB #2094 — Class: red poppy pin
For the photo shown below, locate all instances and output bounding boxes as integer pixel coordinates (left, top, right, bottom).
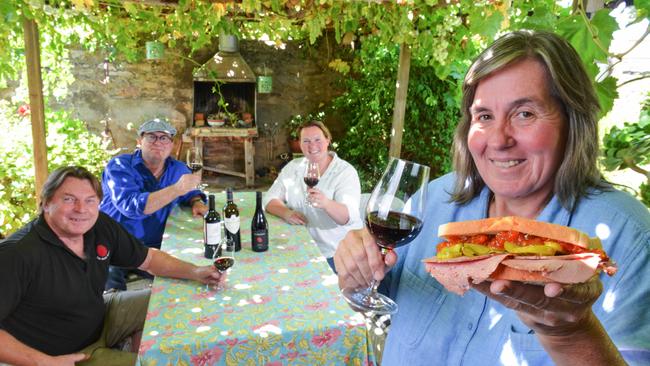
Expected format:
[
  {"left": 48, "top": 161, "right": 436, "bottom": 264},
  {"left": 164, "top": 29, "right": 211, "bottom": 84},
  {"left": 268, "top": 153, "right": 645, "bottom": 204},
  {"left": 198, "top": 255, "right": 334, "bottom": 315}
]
[{"left": 96, "top": 244, "right": 109, "bottom": 260}]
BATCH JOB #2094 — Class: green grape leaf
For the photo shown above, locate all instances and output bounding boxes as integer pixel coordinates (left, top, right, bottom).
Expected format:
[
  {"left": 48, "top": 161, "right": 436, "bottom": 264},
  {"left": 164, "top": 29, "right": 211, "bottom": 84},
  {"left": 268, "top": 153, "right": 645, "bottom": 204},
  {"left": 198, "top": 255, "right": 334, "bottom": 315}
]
[
  {"left": 589, "top": 9, "right": 618, "bottom": 54},
  {"left": 468, "top": 6, "right": 504, "bottom": 39},
  {"left": 595, "top": 76, "right": 618, "bottom": 118},
  {"left": 557, "top": 13, "right": 608, "bottom": 68}
]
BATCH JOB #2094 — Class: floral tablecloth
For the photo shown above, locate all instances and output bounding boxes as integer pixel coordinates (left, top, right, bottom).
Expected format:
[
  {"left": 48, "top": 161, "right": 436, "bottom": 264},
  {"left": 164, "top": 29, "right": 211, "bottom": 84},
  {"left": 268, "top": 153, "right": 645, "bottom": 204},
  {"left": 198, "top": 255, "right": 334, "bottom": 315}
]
[{"left": 137, "top": 191, "right": 375, "bottom": 366}]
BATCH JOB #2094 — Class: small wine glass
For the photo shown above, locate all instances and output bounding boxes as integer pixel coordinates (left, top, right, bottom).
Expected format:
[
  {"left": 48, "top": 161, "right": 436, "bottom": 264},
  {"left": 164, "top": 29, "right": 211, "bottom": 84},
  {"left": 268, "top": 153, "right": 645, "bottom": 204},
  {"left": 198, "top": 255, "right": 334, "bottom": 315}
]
[
  {"left": 341, "top": 158, "right": 430, "bottom": 315},
  {"left": 214, "top": 235, "right": 235, "bottom": 291},
  {"left": 187, "top": 146, "right": 207, "bottom": 191},
  {"left": 304, "top": 161, "right": 320, "bottom": 206}
]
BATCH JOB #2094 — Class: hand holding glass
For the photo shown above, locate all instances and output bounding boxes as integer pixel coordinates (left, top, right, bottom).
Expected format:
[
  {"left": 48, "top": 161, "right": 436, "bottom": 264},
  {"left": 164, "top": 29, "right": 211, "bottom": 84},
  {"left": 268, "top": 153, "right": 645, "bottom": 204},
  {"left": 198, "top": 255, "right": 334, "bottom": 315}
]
[
  {"left": 304, "top": 162, "right": 320, "bottom": 206},
  {"left": 342, "top": 158, "right": 429, "bottom": 315},
  {"left": 187, "top": 146, "right": 207, "bottom": 190}
]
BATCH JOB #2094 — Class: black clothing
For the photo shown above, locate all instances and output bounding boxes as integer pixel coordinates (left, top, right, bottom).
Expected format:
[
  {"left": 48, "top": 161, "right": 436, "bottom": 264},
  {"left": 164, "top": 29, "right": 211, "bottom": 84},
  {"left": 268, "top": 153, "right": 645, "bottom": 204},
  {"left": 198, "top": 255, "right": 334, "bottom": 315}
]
[{"left": 0, "top": 213, "right": 149, "bottom": 355}]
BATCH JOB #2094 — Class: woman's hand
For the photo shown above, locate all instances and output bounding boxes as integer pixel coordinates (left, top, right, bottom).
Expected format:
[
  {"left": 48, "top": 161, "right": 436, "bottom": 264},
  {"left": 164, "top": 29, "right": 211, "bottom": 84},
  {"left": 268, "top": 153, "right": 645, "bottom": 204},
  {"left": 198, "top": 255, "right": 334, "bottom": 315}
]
[
  {"left": 306, "top": 188, "right": 329, "bottom": 209},
  {"left": 265, "top": 199, "right": 307, "bottom": 225},
  {"left": 472, "top": 277, "right": 602, "bottom": 335},
  {"left": 334, "top": 228, "right": 398, "bottom": 290},
  {"left": 283, "top": 209, "right": 308, "bottom": 225},
  {"left": 472, "top": 277, "right": 625, "bottom": 365}
]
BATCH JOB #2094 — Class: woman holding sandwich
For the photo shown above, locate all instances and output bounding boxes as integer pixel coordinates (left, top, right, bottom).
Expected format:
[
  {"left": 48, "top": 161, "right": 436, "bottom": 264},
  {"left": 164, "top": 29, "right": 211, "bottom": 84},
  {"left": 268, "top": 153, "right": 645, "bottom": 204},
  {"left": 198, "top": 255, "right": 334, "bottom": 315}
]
[{"left": 334, "top": 30, "right": 650, "bottom": 365}]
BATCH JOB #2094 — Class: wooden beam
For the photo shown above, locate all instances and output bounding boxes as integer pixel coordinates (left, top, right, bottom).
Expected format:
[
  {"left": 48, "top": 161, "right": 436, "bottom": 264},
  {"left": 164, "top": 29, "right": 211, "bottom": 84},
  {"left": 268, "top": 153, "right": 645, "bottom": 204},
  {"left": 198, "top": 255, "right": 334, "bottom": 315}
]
[
  {"left": 388, "top": 43, "right": 411, "bottom": 158},
  {"left": 23, "top": 17, "right": 48, "bottom": 206},
  {"left": 244, "top": 137, "right": 255, "bottom": 187}
]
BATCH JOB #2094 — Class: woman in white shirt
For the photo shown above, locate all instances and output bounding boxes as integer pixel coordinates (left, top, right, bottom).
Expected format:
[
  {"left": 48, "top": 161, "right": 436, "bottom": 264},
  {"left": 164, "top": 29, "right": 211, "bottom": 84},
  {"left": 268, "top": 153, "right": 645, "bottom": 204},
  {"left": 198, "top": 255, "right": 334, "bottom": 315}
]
[{"left": 264, "top": 121, "right": 362, "bottom": 271}]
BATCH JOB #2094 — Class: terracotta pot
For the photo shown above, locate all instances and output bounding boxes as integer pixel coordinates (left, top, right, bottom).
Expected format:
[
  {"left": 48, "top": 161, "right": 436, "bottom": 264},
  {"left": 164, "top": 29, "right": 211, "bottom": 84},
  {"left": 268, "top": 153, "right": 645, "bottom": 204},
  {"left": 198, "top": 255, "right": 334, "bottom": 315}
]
[{"left": 288, "top": 138, "right": 301, "bottom": 153}]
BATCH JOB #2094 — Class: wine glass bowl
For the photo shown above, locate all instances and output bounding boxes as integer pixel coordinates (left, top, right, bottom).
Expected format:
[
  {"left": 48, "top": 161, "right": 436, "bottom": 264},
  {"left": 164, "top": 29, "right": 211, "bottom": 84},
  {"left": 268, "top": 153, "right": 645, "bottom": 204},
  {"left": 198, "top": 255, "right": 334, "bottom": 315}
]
[
  {"left": 342, "top": 158, "right": 430, "bottom": 315},
  {"left": 214, "top": 256, "right": 234, "bottom": 272},
  {"left": 366, "top": 211, "right": 423, "bottom": 251},
  {"left": 187, "top": 146, "right": 207, "bottom": 190},
  {"left": 213, "top": 235, "right": 235, "bottom": 290},
  {"left": 188, "top": 163, "right": 203, "bottom": 173}
]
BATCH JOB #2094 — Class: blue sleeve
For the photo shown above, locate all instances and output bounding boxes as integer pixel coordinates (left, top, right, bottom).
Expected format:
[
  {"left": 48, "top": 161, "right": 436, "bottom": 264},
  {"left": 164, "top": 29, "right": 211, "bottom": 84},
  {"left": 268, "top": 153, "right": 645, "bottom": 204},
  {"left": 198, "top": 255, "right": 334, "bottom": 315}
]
[
  {"left": 596, "top": 229, "right": 650, "bottom": 364},
  {"left": 102, "top": 156, "right": 151, "bottom": 219}
]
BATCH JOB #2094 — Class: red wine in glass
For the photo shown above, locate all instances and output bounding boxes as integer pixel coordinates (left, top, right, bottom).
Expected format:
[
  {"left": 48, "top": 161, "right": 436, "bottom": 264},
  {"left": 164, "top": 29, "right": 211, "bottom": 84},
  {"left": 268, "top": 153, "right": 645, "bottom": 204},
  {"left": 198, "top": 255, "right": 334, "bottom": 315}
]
[
  {"left": 188, "top": 163, "right": 203, "bottom": 173},
  {"left": 304, "top": 177, "right": 319, "bottom": 188},
  {"left": 214, "top": 256, "right": 234, "bottom": 272},
  {"left": 366, "top": 211, "right": 423, "bottom": 250}
]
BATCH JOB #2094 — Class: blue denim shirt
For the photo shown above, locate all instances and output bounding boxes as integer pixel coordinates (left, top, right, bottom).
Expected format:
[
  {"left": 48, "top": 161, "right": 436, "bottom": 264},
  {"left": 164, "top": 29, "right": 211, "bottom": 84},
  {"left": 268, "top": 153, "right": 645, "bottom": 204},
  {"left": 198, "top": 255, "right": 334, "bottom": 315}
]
[
  {"left": 381, "top": 173, "right": 650, "bottom": 365},
  {"left": 99, "top": 150, "right": 204, "bottom": 248}
]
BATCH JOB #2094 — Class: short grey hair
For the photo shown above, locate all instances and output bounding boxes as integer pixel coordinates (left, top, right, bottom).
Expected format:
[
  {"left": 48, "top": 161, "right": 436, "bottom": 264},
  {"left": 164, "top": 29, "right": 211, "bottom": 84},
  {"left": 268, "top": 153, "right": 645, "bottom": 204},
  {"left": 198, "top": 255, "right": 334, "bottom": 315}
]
[
  {"left": 40, "top": 166, "right": 103, "bottom": 213},
  {"left": 451, "top": 30, "right": 607, "bottom": 209}
]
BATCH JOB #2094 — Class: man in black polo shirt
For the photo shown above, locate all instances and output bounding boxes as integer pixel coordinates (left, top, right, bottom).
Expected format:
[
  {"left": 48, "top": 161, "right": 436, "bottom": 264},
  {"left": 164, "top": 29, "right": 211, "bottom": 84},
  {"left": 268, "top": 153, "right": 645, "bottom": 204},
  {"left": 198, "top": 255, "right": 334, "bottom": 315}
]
[{"left": 0, "top": 166, "right": 224, "bottom": 366}]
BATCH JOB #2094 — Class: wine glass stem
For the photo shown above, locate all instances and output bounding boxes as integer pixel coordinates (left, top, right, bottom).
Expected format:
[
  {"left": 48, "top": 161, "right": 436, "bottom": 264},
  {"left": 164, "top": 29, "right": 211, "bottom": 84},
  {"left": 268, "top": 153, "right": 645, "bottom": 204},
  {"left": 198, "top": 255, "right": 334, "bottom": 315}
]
[
  {"left": 363, "top": 248, "right": 388, "bottom": 304},
  {"left": 367, "top": 279, "right": 379, "bottom": 300}
]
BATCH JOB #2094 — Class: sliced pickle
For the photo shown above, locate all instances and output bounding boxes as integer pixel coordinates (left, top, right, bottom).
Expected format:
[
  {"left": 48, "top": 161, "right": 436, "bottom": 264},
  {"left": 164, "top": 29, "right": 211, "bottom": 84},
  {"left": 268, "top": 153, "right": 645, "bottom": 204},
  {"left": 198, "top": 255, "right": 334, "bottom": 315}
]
[
  {"left": 436, "top": 243, "right": 463, "bottom": 259},
  {"left": 504, "top": 241, "right": 558, "bottom": 256},
  {"left": 461, "top": 243, "right": 492, "bottom": 257},
  {"left": 543, "top": 241, "right": 565, "bottom": 253}
]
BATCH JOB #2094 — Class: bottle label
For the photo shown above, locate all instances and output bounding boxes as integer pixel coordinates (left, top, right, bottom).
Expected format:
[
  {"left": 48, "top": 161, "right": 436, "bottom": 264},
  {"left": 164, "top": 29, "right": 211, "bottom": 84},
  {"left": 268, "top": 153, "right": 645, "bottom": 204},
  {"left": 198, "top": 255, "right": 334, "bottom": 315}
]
[
  {"left": 205, "top": 222, "right": 221, "bottom": 244},
  {"left": 224, "top": 215, "right": 240, "bottom": 234},
  {"left": 252, "top": 230, "right": 268, "bottom": 250}
]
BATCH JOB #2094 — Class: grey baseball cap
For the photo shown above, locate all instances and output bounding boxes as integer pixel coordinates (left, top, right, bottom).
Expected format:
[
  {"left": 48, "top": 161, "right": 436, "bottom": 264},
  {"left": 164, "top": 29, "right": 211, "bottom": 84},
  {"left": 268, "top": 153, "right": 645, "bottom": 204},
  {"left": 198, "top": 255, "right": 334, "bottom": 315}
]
[{"left": 137, "top": 118, "right": 177, "bottom": 137}]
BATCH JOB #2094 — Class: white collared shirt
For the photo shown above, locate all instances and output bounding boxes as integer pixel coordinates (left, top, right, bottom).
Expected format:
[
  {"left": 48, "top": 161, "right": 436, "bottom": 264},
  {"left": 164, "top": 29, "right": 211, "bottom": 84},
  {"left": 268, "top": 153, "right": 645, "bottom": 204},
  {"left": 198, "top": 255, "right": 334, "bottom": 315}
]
[{"left": 263, "top": 152, "right": 362, "bottom": 257}]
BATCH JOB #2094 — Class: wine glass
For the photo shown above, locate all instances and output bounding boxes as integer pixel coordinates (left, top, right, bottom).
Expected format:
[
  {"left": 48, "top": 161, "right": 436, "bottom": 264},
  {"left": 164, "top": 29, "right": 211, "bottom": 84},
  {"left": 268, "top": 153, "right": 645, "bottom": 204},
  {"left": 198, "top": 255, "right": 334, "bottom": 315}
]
[
  {"left": 342, "top": 158, "right": 430, "bottom": 315},
  {"left": 214, "top": 234, "right": 235, "bottom": 290},
  {"left": 187, "top": 146, "right": 207, "bottom": 191},
  {"left": 304, "top": 161, "right": 320, "bottom": 207}
]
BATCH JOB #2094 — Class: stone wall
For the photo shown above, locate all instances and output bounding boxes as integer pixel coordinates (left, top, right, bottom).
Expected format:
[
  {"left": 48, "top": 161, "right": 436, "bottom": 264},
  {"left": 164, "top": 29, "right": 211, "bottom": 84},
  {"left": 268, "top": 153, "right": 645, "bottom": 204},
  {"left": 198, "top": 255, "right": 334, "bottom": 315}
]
[{"left": 60, "top": 37, "right": 343, "bottom": 185}]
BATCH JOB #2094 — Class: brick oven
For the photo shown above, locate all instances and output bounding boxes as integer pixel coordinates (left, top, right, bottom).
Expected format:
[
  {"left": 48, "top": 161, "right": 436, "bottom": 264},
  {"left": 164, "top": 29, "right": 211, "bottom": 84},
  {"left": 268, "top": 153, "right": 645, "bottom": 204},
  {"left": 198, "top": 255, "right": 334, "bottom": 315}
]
[{"left": 190, "top": 35, "right": 258, "bottom": 186}]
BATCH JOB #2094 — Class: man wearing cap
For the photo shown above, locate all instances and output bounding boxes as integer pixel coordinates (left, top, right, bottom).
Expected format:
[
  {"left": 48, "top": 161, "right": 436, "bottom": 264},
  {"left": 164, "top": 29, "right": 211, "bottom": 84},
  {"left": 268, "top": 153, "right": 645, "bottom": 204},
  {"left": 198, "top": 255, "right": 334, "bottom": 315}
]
[{"left": 100, "top": 118, "right": 208, "bottom": 291}]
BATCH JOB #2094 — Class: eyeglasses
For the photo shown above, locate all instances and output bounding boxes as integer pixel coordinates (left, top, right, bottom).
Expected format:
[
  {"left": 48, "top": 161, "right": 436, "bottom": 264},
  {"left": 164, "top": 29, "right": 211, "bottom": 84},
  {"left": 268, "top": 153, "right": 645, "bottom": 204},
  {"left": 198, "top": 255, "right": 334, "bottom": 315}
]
[{"left": 142, "top": 133, "right": 173, "bottom": 144}]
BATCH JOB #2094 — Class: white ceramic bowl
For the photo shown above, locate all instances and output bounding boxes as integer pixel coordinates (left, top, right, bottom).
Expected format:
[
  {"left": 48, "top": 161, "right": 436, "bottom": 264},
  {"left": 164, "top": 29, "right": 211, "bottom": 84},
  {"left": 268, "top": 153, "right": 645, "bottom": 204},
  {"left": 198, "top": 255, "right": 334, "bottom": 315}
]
[{"left": 207, "top": 120, "right": 225, "bottom": 127}]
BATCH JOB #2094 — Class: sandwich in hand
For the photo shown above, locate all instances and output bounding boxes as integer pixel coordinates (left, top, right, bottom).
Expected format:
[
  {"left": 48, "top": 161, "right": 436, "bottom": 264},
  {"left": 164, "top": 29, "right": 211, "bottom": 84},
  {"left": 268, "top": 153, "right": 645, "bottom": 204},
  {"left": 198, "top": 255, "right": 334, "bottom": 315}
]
[{"left": 422, "top": 216, "right": 617, "bottom": 295}]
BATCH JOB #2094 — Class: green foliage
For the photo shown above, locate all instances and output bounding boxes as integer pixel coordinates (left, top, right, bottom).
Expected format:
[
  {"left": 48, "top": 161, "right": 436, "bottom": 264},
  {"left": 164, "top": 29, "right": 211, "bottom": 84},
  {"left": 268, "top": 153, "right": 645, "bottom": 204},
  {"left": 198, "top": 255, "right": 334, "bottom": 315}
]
[
  {"left": 0, "top": 0, "right": 647, "bottom": 214},
  {"left": 285, "top": 110, "right": 325, "bottom": 140},
  {"left": 602, "top": 93, "right": 650, "bottom": 207},
  {"left": 0, "top": 101, "right": 118, "bottom": 237},
  {"left": 640, "top": 182, "right": 650, "bottom": 208},
  {"left": 332, "top": 36, "right": 459, "bottom": 191},
  {"left": 0, "top": 1, "right": 645, "bottom": 122},
  {"left": 602, "top": 105, "right": 650, "bottom": 172}
]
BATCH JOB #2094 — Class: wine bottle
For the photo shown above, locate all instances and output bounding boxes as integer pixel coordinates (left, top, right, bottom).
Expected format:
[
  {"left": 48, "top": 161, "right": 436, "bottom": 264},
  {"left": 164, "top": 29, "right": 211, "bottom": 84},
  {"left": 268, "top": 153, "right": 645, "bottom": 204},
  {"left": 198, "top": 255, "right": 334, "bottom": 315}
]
[
  {"left": 251, "top": 191, "right": 269, "bottom": 252},
  {"left": 204, "top": 194, "right": 222, "bottom": 259},
  {"left": 223, "top": 187, "right": 241, "bottom": 252}
]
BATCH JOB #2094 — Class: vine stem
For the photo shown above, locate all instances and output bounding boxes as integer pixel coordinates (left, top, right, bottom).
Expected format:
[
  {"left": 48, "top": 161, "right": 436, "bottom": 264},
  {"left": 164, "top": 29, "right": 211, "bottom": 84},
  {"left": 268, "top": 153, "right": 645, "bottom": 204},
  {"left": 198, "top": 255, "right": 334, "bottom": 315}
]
[
  {"left": 576, "top": 0, "right": 610, "bottom": 57},
  {"left": 623, "top": 157, "right": 650, "bottom": 180}
]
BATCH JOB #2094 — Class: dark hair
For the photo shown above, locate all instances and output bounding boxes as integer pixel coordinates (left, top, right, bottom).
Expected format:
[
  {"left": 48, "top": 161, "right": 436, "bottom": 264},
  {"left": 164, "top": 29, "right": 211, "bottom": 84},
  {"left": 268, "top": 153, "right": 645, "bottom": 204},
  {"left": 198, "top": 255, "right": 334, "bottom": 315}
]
[
  {"left": 40, "top": 166, "right": 103, "bottom": 213},
  {"left": 298, "top": 120, "right": 333, "bottom": 141},
  {"left": 451, "top": 30, "right": 607, "bottom": 209}
]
